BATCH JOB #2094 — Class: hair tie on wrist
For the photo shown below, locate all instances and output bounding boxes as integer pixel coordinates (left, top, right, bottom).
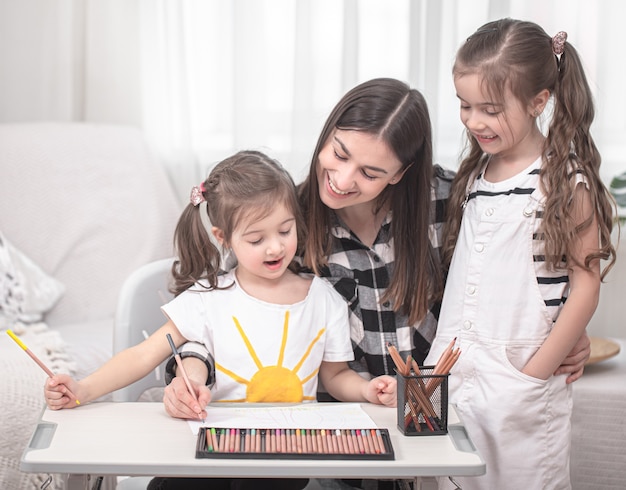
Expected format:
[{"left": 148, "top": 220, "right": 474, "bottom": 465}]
[{"left": 552, "top": 31, "right": 567, "bottom": 56}]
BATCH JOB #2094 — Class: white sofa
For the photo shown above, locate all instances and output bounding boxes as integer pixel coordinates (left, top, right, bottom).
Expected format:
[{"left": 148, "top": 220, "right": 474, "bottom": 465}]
[{"left": 0, "top": 123, "right": 182, "bottom": 489}]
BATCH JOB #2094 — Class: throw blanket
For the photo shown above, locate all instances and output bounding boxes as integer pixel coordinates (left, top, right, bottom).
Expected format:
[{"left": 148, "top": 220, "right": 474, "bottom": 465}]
[{"left": 1, "top": 322, "right": 76, "bottom": 490}]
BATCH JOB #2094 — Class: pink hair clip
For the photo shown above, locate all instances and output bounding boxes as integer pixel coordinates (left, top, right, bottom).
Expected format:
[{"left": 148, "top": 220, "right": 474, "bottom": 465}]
[
  {"left": 190, "top": 182, "right": 206, "bottom": 206},
  {"left": 552, "top": 31, "right": 567, "bottom": 56}
]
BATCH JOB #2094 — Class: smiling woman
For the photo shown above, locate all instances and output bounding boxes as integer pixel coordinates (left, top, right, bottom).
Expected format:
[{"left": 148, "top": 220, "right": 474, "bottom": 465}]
[{"left": 316, "top": 129, "right": 406, "bottom": 247}]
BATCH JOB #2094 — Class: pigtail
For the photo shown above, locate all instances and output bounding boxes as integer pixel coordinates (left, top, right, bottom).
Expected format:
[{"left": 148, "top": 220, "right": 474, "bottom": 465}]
[
  {"left": 171, "top": 193, "right": 222, "bottom": 297},
  {"left": 543, "top": 41, "right": 616, "bottom": 278}
]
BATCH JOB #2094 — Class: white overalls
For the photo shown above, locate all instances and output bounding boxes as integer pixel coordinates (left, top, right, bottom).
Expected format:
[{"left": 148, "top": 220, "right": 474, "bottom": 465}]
[{"left": 426, "top": 159, "right": 572, "bottom": 489}]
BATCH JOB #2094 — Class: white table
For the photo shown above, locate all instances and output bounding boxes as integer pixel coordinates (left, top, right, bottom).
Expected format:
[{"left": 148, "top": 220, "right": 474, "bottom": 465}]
[
  {"left": 571, "top": 337, "right": 626, "bottom": 489},
  {"left": 21, "top": 402, "right": 485, "bottom": 489}
]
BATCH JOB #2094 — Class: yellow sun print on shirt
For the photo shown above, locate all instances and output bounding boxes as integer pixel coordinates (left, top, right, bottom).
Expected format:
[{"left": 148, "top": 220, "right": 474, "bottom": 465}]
[{"left": 215, "top": 311, "right": 325, "bottom": 402}]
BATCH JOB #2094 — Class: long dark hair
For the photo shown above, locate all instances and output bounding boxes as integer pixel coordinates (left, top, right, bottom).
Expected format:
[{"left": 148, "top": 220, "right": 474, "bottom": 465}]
[{"left": 299, "top": 78, "right": 442, "bottom": 324}]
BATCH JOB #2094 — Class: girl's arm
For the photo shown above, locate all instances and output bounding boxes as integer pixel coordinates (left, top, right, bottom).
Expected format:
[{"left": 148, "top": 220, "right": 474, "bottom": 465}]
[
  {"left": 319, "top": 361, "right": 396, "bottom": 407},
  {"left": 163, "top": 356, "right": 212, "bottom": 419},
  {"left": 522, "top": 186, "right": 601, "bottom": 380},
  {"left": 45, "top": 320, "right": 187, "bottom": 408},
  {"left": 554, "top": 331, "right": 591, "bottom": 383}
]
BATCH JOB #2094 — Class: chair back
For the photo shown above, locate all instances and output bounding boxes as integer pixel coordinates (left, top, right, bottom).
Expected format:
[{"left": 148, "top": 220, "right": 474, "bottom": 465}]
[{"left": 112, "top": 257, "right": 175, "bottom": 402}]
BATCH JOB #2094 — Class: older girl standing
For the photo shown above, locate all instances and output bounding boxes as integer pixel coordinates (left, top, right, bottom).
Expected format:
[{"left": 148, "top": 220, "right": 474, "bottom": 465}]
[{"left": 426, "top": 19, "right": 616, "bottom": 489}]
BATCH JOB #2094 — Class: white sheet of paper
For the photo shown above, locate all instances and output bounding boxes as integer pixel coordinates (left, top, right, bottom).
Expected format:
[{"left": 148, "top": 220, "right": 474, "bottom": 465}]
[{"left": 187, "top": 403, "right": 378, "bottom": 435}]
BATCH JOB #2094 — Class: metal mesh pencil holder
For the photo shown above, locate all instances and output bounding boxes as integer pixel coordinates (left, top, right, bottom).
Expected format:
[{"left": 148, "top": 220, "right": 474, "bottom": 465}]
[{"left": 396, "top": 366, "right": 448, "bottom": 436}]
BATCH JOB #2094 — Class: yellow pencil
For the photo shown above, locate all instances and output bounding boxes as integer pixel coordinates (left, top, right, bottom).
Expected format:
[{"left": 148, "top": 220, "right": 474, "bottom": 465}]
[{"left": 7, "top": 329, "right": 80, "bottom": 405}]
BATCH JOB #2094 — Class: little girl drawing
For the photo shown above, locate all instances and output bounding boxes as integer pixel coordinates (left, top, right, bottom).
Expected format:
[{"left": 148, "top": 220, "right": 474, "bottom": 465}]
[
  {"left": 426, "top": 18, "right": 617, "bottom": 490},
  {"left": 44, "top": 150, "right": 396, "bottom": 490}
]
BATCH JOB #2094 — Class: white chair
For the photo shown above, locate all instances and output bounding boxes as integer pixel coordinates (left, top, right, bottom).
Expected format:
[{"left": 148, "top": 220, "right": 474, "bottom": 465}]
[
  {"left": 113, "top": 257, "right": 175, "bottom": 490},
  {"left": 112, "top": 257, "right": 176, "bottom": 402}
]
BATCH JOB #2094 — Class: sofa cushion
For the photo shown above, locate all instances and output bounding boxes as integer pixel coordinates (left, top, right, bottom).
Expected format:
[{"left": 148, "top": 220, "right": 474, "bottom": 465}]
[
  {"left": 0, "top": 231, "right": 65, "bottom": 324},
  {"left": 1, "top": 322, "right": 75, "bottom": 490},
  {"left": 0, "top": 123, "right": 182, "bottom": 328}
]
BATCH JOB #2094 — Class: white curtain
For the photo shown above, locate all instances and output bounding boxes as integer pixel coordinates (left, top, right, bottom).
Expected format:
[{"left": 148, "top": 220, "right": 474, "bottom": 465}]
[{"left": 0, "top": 0, "right": 624, "bottom": 201}]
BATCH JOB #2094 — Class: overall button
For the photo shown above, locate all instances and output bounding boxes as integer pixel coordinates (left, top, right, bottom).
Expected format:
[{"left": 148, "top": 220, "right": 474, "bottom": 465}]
[
  {"left": 523, "top": 207, "right": 534, "bottom": 217},
  {"left": 484, "top": 208, "right": 495, "bottom": 217},
  {"left": 474, "top": 243, "right": 485, "bottom": 253},
  {"left": 466, "top": 285, "right": 476, "bottom": 295},
  {"left": 463, "top": 320, "right": 473, "bottom": 330}
]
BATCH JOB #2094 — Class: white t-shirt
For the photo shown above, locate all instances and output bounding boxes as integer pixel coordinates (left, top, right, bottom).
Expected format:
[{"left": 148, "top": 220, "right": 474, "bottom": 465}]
[{"left": 162, "top": 270, "right": 354, "bottom": 403}]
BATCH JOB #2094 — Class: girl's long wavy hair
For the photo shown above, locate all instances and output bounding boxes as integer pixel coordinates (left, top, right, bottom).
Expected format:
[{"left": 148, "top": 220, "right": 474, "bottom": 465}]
[
  {"left": 298, "top": 78, "right": 442, "bottom": 325},
  {"left": 443, "top": 18, "right": 616, "bottom": 278},
  {"left": 171, "top": 150, "right": 305, "bottom": 296}
]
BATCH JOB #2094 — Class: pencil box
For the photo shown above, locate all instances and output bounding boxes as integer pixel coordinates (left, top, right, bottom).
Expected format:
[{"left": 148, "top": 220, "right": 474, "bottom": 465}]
[{"left": 196, "top": 427, "right": 395, "bottom": 460}]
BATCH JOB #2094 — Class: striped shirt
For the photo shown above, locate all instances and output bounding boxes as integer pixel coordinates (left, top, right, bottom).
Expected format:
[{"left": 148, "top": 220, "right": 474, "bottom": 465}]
[{"left": 465, "top": 159, "right": 580, "bottom": 322}]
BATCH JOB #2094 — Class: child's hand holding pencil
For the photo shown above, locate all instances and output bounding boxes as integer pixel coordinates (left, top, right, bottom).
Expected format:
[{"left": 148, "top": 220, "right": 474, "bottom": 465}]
[
  {"left": 166, "top": 334, "right": 210, "bottom": 421},
  {"left": 44, "top": 373, "right": 82, "bottom": 410},
  {"left": 6, "top": 329, "right": 82, "bottom": 409}
]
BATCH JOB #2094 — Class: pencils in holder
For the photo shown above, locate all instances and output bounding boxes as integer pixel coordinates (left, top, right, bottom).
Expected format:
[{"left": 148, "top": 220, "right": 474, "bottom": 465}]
[
  {"left": 6, "top": 329, "right": 81, "bottom": 405},
  {"left": 166, "top": 333, "right": 204, "bottom": 421},
  {"left": 387, "top": 341, "right": 460, "bottom": 434}
]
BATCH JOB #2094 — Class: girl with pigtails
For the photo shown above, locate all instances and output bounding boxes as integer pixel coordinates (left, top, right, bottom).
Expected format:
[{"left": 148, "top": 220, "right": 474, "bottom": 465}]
[
  {"left": 44, "top": 150, "right": 396, "bottom": 490},
  {"left": 425, "top": 18, "right": 617, "bottom": 490}
]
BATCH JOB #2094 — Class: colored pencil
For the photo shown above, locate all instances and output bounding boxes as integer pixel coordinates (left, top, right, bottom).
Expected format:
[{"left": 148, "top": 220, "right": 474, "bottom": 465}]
[
  {"left": 330, "top": 429, "right": 339, "bottom": 454},
  {"left": 7, "top": 329, "right": 80, "bottom": 405},
  {"left": 210, "top": 427, "right": 218, "bottom": 452},
  {"left": 376, "top": 429, "right": 387, "bottom": 453},
  {"left": 311, "top": 429, "right": 319, "bottom": 453},
  {"left": 218, "top": 428, "right": 226, "bottom": 452},
  {"left": 166, "top": 333, "right": 203, "bottom": 421},
  {"left": 386, "top": 342, "right": 409, "bottom": 375}
]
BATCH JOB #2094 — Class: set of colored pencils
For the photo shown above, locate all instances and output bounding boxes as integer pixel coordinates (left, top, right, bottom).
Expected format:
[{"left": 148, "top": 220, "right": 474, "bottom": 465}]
[
  {"left": 202, "top": 427, "right": 389, "bottom": 455},
  {"left": 387, "top": 339, "right": 460, "bottom": 433}
]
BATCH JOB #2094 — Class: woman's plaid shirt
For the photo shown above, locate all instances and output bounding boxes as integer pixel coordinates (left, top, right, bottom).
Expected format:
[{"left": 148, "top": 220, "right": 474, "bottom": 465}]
[{"left": 319, "top": 165, "right": 453, "bottom": 379}]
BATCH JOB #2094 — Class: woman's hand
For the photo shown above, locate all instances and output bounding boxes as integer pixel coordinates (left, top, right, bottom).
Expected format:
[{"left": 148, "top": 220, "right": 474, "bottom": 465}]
[{"left": 554, "top": 331, "right": 591, "bottom": 383}]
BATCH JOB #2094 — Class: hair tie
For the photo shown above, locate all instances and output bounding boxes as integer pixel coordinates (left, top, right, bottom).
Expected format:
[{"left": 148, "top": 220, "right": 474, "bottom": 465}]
[
  {"left": 190, "top": 182, "right": 206, "bottom": 206},
  {"left": 552, "top": 31, "right": 567, "bottom": 56},
  {"left": 190, "top": 182, "right": 212, "bottom": 234}
]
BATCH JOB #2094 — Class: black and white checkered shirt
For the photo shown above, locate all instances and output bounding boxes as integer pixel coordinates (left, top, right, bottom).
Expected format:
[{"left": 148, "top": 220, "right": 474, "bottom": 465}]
[{"left": 319, "top": 165, "right": 453, "bottom": 379}]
